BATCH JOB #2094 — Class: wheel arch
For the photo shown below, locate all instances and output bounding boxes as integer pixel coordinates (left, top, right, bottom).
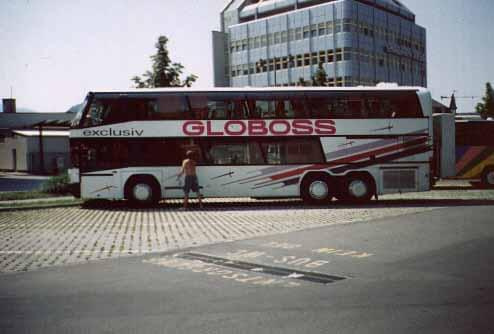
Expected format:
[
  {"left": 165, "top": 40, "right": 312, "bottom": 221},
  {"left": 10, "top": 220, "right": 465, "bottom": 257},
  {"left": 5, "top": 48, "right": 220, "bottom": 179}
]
[
  {"left": 481, "top": 165, "right": 494, "bottom": 187},
  {"left": 124, "top": 174, "right": 162, "bottom": 200},
  {"left": 341, "top": 170, "right": 377, "bottom": 199}
]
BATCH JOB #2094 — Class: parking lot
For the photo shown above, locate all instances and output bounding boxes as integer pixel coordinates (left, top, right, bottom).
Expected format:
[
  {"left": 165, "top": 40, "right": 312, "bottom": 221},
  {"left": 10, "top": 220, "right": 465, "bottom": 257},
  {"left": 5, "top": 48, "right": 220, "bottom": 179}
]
[{"left": 1, "top": 182, "right": 493, "bottom": 275}]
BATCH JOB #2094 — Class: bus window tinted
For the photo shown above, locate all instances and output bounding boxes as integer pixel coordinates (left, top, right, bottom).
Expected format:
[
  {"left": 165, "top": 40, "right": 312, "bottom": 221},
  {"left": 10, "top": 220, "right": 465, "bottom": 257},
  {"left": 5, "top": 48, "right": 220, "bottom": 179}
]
[
  {"left": 261, "top": 138, "right": 323, "bottom": 164},
  {"left": 154, "top": 95, "right": 186, "bottom": 120},
  {"left": 245, "top": 93, "right": 308, "bottom": 119},
  {"left": 201, "top": 140, "right": 264, "bottom": 165},
  {"left": 76, "top": 139, "right": 193, "bottom": 171},
  {"left": 186, "top": 93, "right": 249, "bottom": 120},
  {"left": 81, "top": 97, "right": 156, "bottom": 127}
]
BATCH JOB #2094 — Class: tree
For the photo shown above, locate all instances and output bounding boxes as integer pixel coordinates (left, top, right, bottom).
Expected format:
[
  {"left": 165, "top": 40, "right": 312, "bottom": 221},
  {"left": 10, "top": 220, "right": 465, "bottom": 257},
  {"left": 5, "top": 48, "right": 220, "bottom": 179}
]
[
  {"left": 297, "top": 77, "right": 309, "bottom": 86},
  {"left": 132, "top": 36, "right": 197, "bottom": 88},
  {"left": 475, "top": 82, "right": 494, "bottom": 119},
  {"left": 311, "top": 62, "right": 329, "bottom": 86}
]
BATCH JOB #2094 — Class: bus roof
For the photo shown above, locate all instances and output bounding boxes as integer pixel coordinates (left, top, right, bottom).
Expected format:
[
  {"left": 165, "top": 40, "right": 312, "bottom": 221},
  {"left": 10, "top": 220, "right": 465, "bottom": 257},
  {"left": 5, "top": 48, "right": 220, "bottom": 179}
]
[{"left": 87, "top": 86, "right": 426, "bottom": 95}]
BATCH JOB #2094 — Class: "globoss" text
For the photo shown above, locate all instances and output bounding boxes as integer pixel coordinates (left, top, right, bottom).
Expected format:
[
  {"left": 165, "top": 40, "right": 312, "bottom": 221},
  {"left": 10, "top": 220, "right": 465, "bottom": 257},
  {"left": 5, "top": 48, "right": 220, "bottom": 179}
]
[{"left": 182, "top": 119, "right": 336, "bottom": 136}]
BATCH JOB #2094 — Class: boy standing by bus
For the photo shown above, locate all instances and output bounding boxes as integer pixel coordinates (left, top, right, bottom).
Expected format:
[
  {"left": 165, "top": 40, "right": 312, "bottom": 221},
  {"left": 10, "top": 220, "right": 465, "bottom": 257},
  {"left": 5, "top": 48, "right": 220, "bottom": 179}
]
[{"left": 177, "top": 150, "right": 203, "bottom": 209}]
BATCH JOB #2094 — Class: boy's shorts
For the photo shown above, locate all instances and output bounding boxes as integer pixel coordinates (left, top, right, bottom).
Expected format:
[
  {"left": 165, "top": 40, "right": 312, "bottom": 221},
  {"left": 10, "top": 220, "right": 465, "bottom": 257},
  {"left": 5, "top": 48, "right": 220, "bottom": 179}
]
[{"left": 184, "top": 175, "right": 199, "bottom": 194}]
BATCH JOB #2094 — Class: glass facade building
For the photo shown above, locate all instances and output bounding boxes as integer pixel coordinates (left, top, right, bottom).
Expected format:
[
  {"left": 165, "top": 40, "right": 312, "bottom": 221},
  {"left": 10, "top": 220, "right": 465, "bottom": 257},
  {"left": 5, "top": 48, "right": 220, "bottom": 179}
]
[{"left": 212, "top": 0, "right": 426, "bottom": 88}]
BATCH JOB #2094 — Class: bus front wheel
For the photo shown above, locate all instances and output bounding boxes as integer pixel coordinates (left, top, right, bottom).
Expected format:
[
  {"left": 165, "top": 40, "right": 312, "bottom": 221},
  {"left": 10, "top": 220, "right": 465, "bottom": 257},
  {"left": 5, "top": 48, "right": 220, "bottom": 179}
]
[
  {"left": 481, "top": 167, "right": 494, "bottom": 188},
  {"left": 125, "top": 176, "right": 161, "bottom": 206},
  {"left": 339, "top": 174, "right": 375, "bottom": 203},
  {"left": 301, "top": 174, "right": 334, "bottom": 205}
]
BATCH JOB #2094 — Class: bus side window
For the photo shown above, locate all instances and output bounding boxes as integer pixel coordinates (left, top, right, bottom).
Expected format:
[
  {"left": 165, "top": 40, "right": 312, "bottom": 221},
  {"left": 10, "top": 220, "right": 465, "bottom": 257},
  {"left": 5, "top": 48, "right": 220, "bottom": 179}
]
[
  {"left": 330, "top": 99, "right": 349, "bottom": 118},
  {"left": 275, "top": 100, "right": 286, "bottom": 118},
  {"left": 155, "top": 95, "right": 186, "bottom": 120},
  {"left": 188, "top": 94, "right": 208, "bottom": 119},
  {"left": 366, "top": 96, "right": 386, "bottom": 118},
  {"left": 390, "top": 93, "right": 422, "bottom": 118},
  {"left": 381, "top": 99, "right": 395, "bottom": 118},
  {"left": 232, "top": 100, "right": 247, "bottom": 119},
  {"left": 291, "top": 96, "right": 309, "bottom": 118}
]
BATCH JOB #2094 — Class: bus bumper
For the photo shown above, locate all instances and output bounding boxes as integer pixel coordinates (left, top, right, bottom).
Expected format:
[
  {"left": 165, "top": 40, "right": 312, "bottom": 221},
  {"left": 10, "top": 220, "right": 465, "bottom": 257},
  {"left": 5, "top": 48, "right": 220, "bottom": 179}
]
[{"left": 67, "top": 168, "right": 81, "bottom": 198}]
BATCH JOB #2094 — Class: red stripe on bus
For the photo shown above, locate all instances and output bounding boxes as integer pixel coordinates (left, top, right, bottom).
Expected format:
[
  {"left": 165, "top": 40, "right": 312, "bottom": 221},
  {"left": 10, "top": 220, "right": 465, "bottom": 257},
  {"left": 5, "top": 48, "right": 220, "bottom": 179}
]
[{"left": 328, "top": 137, "right": 427, "bottom": 164}]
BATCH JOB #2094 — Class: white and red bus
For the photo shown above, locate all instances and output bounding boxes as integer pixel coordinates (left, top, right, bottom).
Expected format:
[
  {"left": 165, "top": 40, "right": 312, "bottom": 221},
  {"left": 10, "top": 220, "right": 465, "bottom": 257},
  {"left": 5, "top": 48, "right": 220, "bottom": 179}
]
[{"left": 68, "top": 86, "right": 433, "bottom": 205}]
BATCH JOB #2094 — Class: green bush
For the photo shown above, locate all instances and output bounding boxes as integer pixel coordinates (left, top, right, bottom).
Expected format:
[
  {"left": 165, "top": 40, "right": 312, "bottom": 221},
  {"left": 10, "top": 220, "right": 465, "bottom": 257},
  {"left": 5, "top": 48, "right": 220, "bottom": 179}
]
[{"left": 41, "top": 172, "right": 71, "bottom": 194}]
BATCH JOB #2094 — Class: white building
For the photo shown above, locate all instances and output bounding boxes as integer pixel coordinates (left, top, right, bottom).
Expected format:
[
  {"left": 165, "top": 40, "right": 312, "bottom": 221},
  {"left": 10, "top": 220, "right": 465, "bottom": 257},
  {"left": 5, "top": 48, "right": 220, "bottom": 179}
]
[{"left": 212, "top": 0, "right": 426, "bottom": 88}]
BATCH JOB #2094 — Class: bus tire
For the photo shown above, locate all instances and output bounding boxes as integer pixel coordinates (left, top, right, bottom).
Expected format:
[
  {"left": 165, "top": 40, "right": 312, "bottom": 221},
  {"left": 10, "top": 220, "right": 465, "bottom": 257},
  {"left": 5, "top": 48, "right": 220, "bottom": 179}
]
[
  {"left": 125, "top": 176, "right": 161, "bottom": 206},
  {"left": 339, "top": 173, "right": 375, "bottom": 203},
  {"left": 300, "top": 173, "right": 334, "bottom": 205},
  {"left": 481, "top": 167, "right": 494, "bottom": 188}
]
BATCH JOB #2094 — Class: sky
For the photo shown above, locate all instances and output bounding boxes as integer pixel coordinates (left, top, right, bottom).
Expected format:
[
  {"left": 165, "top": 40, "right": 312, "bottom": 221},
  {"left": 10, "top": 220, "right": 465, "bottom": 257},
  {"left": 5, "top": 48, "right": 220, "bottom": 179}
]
[{"left": 0, "top": 0, "right": 493, "bottom": 114}]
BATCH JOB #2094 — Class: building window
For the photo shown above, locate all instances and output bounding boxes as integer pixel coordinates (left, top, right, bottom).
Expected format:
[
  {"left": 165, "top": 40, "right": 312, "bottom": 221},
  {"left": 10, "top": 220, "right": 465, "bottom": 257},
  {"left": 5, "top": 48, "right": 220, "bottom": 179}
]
[
  {"left": 304, "top": 53, "right": 310, "bottom": 66},
  {"left": 288, "top": 29, "right": 295, "bottom": 42},
  {"left": 335, "top": 48, "right": 343, "bottom": 62},
  {"left": 261, "top": 35, "right": 267, "bottom": 47},
  {"left": 343, "top": 47, "right": 352, "bottom": 61},
  {"left": 295, "top": 27, "right": 302, "bottom": 40},
  {"left": 274, "top": 32, "right": 281, "bottom": 44},
  {"left": 303, "top": 26, "right": 310, "bottom": 39},
  {"left": 268, "top": 33, "right": 274, "bottom": 45},
  {"left": 318, "top": 22, "right": 326, "bottom": 36},
  {"left": 334, "top": 19, "right": 342, "bottom": 33},
  {"left": 326, "top": 21, "right": 333, "bottom": 34},
  {"left": 296, "top": 54, "right": 303, "bottom": 67},
  {"left": 275, "top": 58, "right": 281, "bottom": 70},
  {"left": 254, "top": 36, "right": 260, "bottom": 49},
  {"left": 281, "top": 31, "right": 287, "bottom": 43},
  {"left": 327, "top": 50, "right": 334, "bottom": 63},
  {"left": 282, "top": 57, "right": 288, "bottom": 69},
  {"left": 268, "top": 59, "right": 275, "bottom": 71},
  {"left": 310, "top": 24, "right": 317, "bottom": 37},
  {"left": 343, "top": 18, "right": 352, "bottom": 32},
  {"left": 319, "top": 50, "right": 326, "bottom": 64},
  {"left": 311, "top": 52, "right": 318, "bottom": 65},
  {"left": 249, "top": 63, "right": 255, "bottom": 74}
]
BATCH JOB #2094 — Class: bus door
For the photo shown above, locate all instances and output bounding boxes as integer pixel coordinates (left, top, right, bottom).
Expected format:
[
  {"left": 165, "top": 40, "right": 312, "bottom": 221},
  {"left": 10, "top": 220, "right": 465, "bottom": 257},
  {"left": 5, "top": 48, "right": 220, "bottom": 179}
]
[
  {"left": 80, "top": 172, "right": 119, "bottom": 200},
  {"left": 162, "top": 142, "right": 234, "bottom": 198},
  {"left": 196, "top": 141, "right": 240, "bottom": 197}
]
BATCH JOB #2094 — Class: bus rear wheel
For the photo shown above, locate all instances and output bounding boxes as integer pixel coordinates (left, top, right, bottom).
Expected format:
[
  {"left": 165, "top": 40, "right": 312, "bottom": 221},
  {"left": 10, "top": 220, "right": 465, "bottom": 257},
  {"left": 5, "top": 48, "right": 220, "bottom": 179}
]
[
  {"left": 339, "top": 174, "right": 375, "bottom": 203},
  {"left": 481, "top": 167, "right": 494, "bottom": 188},
  {"left": 125, "top": 176, "right": 161, "bottom": 206},
  {"left": 301, "top": 174, "right": 334, "bottom": 205}
]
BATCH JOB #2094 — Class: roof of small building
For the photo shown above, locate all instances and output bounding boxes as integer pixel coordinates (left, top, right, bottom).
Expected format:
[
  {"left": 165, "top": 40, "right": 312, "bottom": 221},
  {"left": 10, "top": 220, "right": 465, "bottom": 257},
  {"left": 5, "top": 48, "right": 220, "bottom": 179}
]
[
  {"left": 0, "top": 113, "right": 75, "bottom": 131},
  {"left": 12, "top": 130, "right": 69, "bottom": 137}
]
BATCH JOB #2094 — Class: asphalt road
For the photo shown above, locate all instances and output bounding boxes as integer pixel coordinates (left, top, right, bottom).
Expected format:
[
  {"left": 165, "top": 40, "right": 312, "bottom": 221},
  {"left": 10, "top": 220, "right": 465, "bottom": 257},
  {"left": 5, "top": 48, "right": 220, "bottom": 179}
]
[{"left": 1, "top": 205, "right": 493, "bottom": 333}]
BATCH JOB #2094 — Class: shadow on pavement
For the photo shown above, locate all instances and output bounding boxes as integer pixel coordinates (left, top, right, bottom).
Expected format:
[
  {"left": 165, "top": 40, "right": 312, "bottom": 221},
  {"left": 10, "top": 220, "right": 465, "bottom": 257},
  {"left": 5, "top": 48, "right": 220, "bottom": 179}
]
[{"left": 80, "top": 197, "right": 494, "bottom": 212}]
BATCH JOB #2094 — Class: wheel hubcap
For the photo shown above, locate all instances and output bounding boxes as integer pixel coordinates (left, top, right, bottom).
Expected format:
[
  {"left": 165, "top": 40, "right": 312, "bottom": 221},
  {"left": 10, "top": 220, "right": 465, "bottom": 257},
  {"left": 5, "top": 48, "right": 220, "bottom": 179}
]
[
  {"left": 487, "top": 171, "right": 494, "bottom": 185},
  {"left": 133, "top": 183, "right": 152, "bottom": 202},
  {"left": 348, "top": 180, "right": 368, "bottom": 198},
  {"left": 309, "top": 181, "right": 329, "bottom": 199}
]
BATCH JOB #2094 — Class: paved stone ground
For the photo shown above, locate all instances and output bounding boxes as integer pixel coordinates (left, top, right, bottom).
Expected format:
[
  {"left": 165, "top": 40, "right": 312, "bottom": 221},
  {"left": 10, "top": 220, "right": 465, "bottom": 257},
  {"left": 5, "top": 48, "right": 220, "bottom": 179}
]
[{"left": 1, "top": 186, "right": 493, "bottom": 274}]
